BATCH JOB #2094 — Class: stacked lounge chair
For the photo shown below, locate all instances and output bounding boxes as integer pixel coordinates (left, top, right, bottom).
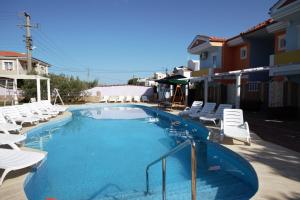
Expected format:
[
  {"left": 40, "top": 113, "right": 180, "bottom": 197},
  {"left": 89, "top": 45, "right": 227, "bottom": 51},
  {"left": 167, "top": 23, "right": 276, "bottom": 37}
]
[{"left": 200, "top": 104, "right": 232, "bottom": 125}]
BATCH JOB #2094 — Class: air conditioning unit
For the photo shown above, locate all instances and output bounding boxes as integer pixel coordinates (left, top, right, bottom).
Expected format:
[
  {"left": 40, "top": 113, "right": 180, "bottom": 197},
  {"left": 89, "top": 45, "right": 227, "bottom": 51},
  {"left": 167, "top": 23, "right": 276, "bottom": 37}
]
[{"left": 200, "top": 52, "right": 208, "bottom": 60}]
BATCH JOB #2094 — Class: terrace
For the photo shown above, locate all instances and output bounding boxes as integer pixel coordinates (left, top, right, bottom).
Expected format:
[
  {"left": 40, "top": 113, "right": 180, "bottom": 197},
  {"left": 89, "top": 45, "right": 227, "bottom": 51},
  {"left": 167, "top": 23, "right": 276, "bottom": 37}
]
[{"left": 0, "top": 102, "right": 300, "bottom": 200}]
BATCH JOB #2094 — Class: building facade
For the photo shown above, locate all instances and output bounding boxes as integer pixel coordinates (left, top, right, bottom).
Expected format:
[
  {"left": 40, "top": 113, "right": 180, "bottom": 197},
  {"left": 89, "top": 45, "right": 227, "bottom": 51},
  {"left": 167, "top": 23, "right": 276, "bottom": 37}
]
[
  {"left": 187, "top": 0, "right": 300, "bottom": 116},
  {"left": 0, "top": 51, "right": 50, "bottom": 76},
  {"left": 268, "top": 0, "right": 300, "bottom": 113}
]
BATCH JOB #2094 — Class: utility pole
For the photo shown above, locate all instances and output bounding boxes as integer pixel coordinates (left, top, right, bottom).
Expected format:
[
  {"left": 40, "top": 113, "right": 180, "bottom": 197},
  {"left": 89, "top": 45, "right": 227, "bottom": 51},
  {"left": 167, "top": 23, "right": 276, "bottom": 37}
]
[
  {"left": 25, "top": 12, "right": 33, "bottom": 72},
  {"left": 19, "top": 12, "right": 38, "bottom": 72}
]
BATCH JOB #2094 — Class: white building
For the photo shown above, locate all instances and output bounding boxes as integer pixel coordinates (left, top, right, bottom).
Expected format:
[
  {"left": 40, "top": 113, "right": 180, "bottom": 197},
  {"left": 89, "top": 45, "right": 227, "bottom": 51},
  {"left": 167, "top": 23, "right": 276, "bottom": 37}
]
[{"left": 0, "top": 51, "right": 51, "bottom": 75}]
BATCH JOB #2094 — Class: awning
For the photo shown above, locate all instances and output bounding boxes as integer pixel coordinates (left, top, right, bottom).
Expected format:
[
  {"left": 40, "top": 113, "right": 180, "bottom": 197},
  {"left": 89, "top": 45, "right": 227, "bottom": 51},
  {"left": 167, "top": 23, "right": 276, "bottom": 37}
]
[
  {"left": 189, "top": 76, "right": 206, "bottom": 83},
  {"left": 155, "top": 75, "right": 187, "bottom": 85},
  {"left": 269, "top": 64, "right": 300, "bottom": 76},
  {"left": 0, "top": 74, "right": 49, "bottom": 80}
]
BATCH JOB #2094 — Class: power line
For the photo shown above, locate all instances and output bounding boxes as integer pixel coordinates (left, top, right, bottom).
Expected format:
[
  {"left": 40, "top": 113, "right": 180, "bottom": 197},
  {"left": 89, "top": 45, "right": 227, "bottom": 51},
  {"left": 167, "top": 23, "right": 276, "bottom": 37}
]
[{"left": 34, "top": 28, "right": 84, "bottom": 66}]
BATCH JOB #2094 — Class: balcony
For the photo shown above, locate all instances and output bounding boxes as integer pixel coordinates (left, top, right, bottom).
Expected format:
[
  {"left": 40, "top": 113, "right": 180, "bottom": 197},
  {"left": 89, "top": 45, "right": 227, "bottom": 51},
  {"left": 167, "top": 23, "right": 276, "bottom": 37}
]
[
  {"left": 191, "top": 68, "right": 209, "bottom": 77},
  {"left": 274, "top": 49, "right": 300, "bottom": 65}
]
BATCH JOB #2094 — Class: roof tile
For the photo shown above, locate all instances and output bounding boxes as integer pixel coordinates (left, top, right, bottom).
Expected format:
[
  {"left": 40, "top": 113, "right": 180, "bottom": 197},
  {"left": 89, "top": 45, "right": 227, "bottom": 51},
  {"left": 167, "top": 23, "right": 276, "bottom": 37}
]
[{"left": 0, "top": 51, "right": 26, "bottom": 57}]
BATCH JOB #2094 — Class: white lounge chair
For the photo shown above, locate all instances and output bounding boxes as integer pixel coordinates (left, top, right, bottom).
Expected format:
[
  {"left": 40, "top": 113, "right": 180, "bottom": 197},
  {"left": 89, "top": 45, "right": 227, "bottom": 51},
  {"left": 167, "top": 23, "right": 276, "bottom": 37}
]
[
  {"left": 108, "top": 96, "right": 117, "bottom": 103},
  {"left": 124, "top": 96, "right": 132, "bottom": 102},
  {"left": 179, "top": 101, "right": 203, "bottom": 116},
  {"left": 189, "top": 102, "right": 216, "bottom": 118},
  {"left": 36, "top": 101, "right": 61, "bottom": 114},
  {"left": 41, "top": 100, "right": 68, "bottom": 113},
  {"left": 133, "top": 96, "right": 140, "bottom": 103},
  {"left": 27, "top": 103, "right": 56, "bottom": 118},
  {"left": 200, "top": 104, "right": 232, "bottom": 125},
  {"left": 1, "top": 106, "right": 39, "bottom": 126},
  {"left": 116, "top": 96, "right": 124, "bottom": 103},
  {"left": 100, "top": 96, "right": 109, "bottom": 103},
  {"left": 0, "top": 134, "right": 26, "bottom": 150},
  {"left": 220, "top": 109, "right": 251, "bottom": 145},
  {"left": 0, "top": 112, "right": 22, "bottom": 134},
  {"left": 141, "top": 96, "right": 149, "bottom": 102},
  {"left": 30, "top": 102, "right": 59, "bottom": 116},
  {"left": 0, "top": 148, "right": 46, "bottom": 185},
  {"left": 15, "top": 105, "right": 50, "bottom": 122}
]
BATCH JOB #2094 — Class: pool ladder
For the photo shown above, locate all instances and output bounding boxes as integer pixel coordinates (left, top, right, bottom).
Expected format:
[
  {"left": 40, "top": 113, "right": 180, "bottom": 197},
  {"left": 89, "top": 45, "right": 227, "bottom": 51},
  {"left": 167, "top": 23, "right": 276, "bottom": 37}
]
[{"left": 145, "top": 139, "right": 197, "bottom": 200}]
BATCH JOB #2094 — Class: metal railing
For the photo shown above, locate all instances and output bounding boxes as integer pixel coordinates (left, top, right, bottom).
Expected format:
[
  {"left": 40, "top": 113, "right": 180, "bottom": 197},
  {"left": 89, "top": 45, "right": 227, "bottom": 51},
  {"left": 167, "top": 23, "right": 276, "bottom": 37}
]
[{"left": 145, "top": 139, "right": 197, "bottom": 200}]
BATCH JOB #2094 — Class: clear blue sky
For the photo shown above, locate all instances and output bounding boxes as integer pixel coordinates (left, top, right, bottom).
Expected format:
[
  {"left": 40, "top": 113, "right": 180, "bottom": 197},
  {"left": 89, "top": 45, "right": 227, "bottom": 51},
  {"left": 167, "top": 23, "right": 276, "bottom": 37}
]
[{"left": 1, "top": 0, "right": 277, "bottom": 84}]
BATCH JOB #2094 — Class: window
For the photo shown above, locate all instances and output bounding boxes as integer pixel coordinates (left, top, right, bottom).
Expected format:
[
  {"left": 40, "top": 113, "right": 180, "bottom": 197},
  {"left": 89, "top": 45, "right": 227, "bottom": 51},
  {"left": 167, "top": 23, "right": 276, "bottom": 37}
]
[
  {"left": 277, "top": 34, "right": 286, "bottom": 51},
  {"left": 200, "top": 52, "right": 208, "bottom": 60},
  {"left": 212, "top": 54, "right": 217, "bottom": 68},
  {"left": 248, "top": 81, "right": 259, "bottom": 92},
  {"left": 2, "top": 61, "right": 14, "bottom": 71},
  {"left": 240, "top": 46, "right": 247, "bottom": 60}
]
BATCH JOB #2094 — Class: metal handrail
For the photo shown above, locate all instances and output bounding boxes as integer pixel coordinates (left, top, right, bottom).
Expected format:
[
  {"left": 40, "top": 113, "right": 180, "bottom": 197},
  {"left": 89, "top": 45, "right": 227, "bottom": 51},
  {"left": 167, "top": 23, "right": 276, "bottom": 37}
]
[{"left": 145, "top": 139, "right": 197, "bottom": 200}]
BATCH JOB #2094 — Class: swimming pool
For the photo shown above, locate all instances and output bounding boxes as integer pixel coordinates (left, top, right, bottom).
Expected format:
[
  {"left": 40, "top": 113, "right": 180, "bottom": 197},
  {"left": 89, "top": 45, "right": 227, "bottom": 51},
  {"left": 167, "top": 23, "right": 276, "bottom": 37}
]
[{"left": 24, "top": 105, "right": 258, "bottom": 200}]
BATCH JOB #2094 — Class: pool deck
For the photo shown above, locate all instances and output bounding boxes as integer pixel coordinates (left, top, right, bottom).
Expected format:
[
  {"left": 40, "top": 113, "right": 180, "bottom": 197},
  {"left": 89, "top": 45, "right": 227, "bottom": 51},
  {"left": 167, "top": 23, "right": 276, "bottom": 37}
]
[
  {"left": 1, "top": 104, "right": 300, "bottom": 200},
  {"left": 167, "top": 108, "right": 300, "bottom": 200},
  {"left": 0, "top": 111, "right": 72, "bottom": 200}
]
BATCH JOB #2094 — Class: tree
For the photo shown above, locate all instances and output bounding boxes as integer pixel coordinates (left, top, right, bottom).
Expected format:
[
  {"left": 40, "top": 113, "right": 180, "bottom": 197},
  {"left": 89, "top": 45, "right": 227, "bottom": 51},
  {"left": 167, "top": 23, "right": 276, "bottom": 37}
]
[
  {"left": 128, "top": 78, "right": 139, "bottom": 85},
  {"left": 20, "top": 73, "right": 98, "bottom": 103}
]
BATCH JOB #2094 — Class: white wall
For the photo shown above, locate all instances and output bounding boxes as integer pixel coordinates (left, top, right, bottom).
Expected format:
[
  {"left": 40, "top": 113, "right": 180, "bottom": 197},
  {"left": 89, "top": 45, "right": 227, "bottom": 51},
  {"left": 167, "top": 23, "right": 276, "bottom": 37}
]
[{"left": 85, "top": 85, "right": 154, "bottom": 97}]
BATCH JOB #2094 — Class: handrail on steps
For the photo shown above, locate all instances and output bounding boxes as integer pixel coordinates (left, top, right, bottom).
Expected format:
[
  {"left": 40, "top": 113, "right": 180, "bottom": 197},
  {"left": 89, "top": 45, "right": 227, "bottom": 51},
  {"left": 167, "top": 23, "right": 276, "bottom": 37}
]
[{"left": 145, "top": 139, "right": 197, "bottom": 200}]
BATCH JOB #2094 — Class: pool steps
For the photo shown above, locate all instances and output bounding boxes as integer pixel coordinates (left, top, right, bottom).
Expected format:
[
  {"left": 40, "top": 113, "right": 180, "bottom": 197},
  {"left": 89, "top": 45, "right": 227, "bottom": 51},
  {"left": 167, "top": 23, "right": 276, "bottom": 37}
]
[{"left": 96, "top": 173, "right": 252, "bottom": 200}]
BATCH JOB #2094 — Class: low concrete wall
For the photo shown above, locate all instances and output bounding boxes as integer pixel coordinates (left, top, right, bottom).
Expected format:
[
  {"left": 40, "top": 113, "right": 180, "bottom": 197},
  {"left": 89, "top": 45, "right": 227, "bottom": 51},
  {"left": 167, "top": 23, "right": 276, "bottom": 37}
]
[{"left": 85, "top": 85, "right": 153, "bottom": 97}]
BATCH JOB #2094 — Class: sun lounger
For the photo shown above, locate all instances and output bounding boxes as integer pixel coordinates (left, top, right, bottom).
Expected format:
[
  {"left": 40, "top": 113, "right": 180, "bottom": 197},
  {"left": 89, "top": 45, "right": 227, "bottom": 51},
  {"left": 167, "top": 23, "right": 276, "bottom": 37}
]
[
  {"left": 0, "top": 148, "right": 46, "bottom": 185},
  {"left": 100, "top": 96, "right": 109, "bottom": 103},
  {"left": 116, "top": 96, "right": 124, "bottom": 103},
  {"left": 133, "top": 96, "right": 140, "bottom": 103},
  {"left": 15, "top": 105, "right": 50, "bottom": 122},
  {"left": 30, "top": 102, "right": 59, "bottom": 116},
  {"left": 124, "top": 96, "right": 132, "bottom": 102},
  {"left": 0, "top": 112, "right": 22, "bottom": 134},
  {"left": 179, "top": 101, "right": 203, "bottom": 116},
  {"left": 0, "top": 134, "right": 26, "bottom": 150},
  {"left": 200, "top": 104, "right": 232, "bottom": 125},
  {"left": 27, "top": 103, "right": 56, "bottom": 118},
  {"left": 1, "top": 106, "right": 39, "bottom": 126},
  {"left": 141, "top": 96, "right": 149, "bottom": 102},
  {"left": 108, "top": 96, "right": 117, "bottom": 103},
  {"left": 220, "top": 109, "right": 251, "bottom": 145},
  {"left": 188, "top": 102, "right": 216, "bottom": 118},
  {"left": 41, "top": 100, "right": 68, "bottom": 113}
]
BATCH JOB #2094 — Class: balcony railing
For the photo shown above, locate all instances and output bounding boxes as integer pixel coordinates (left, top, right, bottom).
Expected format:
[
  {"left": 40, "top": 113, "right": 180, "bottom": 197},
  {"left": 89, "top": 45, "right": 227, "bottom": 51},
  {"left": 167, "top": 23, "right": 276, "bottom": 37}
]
[{"left": 274, "top": 49, "right": 300, "bottom": 65}]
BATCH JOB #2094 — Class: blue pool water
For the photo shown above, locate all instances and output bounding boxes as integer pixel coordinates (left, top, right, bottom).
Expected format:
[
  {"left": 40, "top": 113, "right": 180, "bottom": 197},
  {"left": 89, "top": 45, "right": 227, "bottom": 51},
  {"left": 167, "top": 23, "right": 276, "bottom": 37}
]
[{"left": 24, "top": 105, "right": 258, "bottom": 200}]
